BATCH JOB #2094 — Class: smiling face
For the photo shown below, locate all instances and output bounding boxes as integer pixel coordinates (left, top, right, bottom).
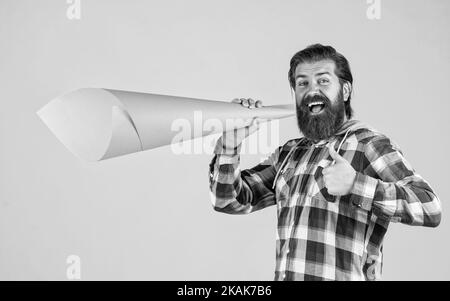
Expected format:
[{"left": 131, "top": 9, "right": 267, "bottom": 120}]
[{"left": 294, "top": 59, "right": 349, "bottom": 141}]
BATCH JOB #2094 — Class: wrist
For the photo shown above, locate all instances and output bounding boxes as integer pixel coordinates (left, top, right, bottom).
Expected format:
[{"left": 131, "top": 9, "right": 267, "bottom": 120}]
[{"left": 214, "top": 136, "right": 242, "bottom": 155}]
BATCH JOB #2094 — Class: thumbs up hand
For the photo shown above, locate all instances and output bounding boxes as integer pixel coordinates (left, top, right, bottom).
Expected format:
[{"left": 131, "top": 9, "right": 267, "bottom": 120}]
[{"left": 322, "top": 145, "right": 356, "bottom": 196}]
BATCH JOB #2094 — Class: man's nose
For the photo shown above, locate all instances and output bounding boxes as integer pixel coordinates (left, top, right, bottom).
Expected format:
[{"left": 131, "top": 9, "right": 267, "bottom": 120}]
[{"left": 306, "top": 84, "right": 321, "bottom": 97}]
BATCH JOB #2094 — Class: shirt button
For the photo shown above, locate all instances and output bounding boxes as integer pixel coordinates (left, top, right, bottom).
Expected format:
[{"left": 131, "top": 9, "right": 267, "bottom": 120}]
[{"left": 286, "top": 249, "right": 290, "bottom": 254}]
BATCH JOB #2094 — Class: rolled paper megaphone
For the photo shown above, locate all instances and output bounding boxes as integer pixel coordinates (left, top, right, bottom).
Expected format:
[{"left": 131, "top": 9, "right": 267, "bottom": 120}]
[{"left": 37, "top": 88, "right": 295, "bottom": 162}]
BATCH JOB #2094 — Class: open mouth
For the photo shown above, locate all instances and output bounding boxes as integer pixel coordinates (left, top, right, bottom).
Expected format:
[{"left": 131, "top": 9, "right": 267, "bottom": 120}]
[{"left": 308, "top": 101, "right": 325, "bottom": 114}]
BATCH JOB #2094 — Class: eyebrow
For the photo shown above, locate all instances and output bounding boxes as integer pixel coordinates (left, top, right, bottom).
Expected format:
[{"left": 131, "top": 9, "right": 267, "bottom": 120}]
[{"left": 295, "top": 71, "right": 332, "bottom": 79}]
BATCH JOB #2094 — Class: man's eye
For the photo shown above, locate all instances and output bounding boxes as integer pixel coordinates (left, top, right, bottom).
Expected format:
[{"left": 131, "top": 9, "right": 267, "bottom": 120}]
[
  {"left": 319, "top": 78, "right": 329, "bottom": 84},
  {"left": 297, "top": 81, "right": 308, "bottom": 87}
]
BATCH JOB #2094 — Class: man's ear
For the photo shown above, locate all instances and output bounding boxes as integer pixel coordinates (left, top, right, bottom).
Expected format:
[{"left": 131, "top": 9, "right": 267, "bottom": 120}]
[{"left": 342, "top": 82, "right": 352, "bottom": 102}]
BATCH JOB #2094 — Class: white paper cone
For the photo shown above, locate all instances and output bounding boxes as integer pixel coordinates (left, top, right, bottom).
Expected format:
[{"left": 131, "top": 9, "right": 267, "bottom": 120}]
[{"left": 37, "top": 88, "right": 295, "bottom": 161}]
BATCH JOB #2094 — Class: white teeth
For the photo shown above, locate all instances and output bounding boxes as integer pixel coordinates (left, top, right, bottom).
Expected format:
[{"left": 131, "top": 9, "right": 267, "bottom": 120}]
[{"left": 308, "top": 101, "right": 324, "bottom": 107}]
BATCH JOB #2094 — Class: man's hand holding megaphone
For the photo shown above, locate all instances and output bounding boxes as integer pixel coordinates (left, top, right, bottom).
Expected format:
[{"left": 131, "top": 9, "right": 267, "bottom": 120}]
[{"left": 220, "top": 98, "right": 263, "bottom": 152}]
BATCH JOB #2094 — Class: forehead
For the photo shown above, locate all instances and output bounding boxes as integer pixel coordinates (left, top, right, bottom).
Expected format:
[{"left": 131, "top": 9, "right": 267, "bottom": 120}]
[{"left": 294, "top": 59, "right": 337, "bottom": 77}]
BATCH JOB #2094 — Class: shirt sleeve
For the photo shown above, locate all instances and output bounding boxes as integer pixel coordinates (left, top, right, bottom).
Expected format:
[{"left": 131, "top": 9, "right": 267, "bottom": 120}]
[
  {"left": 349, "top": 135, "right": 442, "bottom": 227},
  {"left": 208, "top": 136, "right": 280, "bottom": 215}
]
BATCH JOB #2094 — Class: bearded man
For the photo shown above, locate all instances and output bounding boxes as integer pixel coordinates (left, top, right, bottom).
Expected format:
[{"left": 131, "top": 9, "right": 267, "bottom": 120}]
[{"left": 208, "top": 44, "right": 441, "bottom": 281}]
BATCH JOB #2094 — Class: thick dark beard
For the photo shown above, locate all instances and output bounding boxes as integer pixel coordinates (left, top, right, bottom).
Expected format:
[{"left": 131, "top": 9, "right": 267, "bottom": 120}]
[{"left": 296, "top": 90, "right": 345, "bottom": 141}]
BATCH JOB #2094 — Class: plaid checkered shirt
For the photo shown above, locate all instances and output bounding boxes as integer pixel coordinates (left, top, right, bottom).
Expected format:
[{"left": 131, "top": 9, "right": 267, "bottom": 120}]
[{"left": 208, "top": 119, "right": 441, "bottom": 281}]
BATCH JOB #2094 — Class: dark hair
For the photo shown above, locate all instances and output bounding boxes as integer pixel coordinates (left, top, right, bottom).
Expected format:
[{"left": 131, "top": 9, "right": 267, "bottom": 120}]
[{"left": 288, "top": 44, "right": 353, "bottom": 119}]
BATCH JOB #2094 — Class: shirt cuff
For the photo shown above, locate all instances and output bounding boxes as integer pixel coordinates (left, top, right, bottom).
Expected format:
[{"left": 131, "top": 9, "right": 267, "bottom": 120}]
[
  {"left": 349, "top": 172, "right": 377, "bottom": 211},
  {"left": 213, "top": 136, "right": 242, "bottom": 156}
]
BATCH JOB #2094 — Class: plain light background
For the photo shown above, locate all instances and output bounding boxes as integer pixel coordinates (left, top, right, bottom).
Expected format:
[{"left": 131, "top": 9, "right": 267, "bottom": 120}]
[{"left": 0, "top": 0, "right": 449, "bottom": 280}]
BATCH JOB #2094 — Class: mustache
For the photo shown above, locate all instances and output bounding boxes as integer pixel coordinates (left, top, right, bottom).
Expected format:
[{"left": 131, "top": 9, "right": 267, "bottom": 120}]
[{"left": 301, "top": 92, "right": 331, "bottom": 107}]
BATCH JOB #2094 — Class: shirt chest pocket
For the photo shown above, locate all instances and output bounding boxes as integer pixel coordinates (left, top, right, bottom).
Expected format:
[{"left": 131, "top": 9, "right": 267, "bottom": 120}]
[
  {"left": 275, "top": 164, "right": 296, "bottom": 193},
  {"left": 274, "top": 160, "right": 300, "bottom": 207}
]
